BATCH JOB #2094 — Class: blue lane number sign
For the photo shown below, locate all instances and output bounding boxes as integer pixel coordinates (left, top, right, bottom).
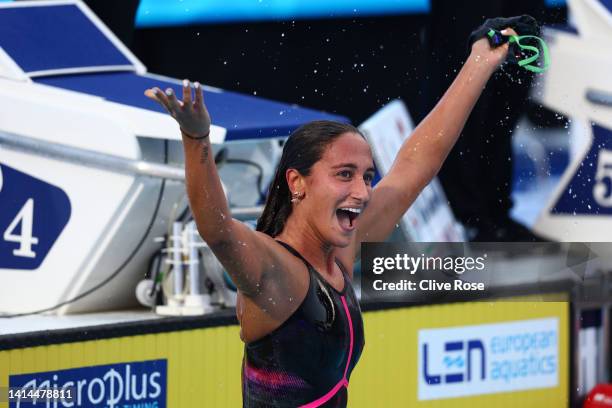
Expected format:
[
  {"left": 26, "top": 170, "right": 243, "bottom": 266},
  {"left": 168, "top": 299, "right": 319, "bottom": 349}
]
[{"left": 0, "top": 163, "right": 71, "bottom": 270}]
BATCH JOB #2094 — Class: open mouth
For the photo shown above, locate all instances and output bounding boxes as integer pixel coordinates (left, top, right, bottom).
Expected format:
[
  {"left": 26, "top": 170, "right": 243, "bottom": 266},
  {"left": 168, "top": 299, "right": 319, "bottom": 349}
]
[{"left": 336, "top": 207, "right": 361, "bottom": 230}]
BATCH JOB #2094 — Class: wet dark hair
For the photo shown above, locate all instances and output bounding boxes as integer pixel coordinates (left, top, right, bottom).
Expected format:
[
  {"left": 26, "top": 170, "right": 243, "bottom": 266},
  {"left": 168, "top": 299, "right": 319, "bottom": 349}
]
[{"left": 256, "top": 120, "right": 364, "bottom": 237}]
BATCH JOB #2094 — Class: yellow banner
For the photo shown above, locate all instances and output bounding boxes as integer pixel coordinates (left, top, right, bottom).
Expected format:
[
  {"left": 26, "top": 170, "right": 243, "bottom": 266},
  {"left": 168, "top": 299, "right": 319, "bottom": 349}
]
[{"left": 1, "top": 298, "right": 568, "bottom": 407}]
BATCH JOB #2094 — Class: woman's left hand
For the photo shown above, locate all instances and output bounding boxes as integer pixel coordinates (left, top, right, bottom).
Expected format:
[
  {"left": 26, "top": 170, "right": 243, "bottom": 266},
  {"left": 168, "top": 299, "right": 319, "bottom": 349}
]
[{"left": 469, "top": 27, "right": 517, "bottom": 70}]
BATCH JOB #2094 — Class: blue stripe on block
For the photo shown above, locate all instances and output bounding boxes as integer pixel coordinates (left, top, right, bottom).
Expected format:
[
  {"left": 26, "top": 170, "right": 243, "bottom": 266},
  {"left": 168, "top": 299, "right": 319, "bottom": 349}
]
[
  {"left": 35, "top": 72, "right": 348, "bottom": 141},
  {"left": 0, "top": 4, "right": 132, "bottom": 72}
]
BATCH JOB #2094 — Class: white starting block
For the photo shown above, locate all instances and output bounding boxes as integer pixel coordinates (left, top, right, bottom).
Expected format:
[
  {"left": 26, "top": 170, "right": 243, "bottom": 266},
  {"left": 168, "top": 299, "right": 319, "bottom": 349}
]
[
  {"left": 0, "top": 0, "right": 348, "bottom": 315},
  {"left": 534, "top": 0, "right": 612, "bottom": 241}
]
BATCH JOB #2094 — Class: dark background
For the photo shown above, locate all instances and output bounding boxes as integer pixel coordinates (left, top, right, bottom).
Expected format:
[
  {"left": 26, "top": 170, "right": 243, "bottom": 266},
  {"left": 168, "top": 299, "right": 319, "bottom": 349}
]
[
  {"left": 83, "top": 0, "right": 569, "bottom": 242},
  {"left": 85, "top": 0, "right": 566, "bottom": 125},
  {"left": 133, "top": 16, "right": 428, "bottom": 123}
]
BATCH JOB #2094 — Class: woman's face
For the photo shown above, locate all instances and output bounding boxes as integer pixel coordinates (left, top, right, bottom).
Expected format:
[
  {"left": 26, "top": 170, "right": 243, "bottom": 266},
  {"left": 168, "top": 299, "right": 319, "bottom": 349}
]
[{"left": 302, "top": 132, "right": 375, "bottom": 248}]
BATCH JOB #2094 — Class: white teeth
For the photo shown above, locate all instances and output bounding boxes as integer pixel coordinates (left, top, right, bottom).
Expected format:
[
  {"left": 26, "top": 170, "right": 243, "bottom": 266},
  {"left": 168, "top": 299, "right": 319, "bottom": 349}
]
[{"left": 339, "top": 207, "right": 361, "bottom": 214}]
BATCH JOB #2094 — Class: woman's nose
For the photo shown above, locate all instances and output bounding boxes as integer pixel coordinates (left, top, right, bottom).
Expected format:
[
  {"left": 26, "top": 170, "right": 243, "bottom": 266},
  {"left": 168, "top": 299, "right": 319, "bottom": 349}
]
[{"left": 351, "top": 179, "right": 370, "bottom": 201}]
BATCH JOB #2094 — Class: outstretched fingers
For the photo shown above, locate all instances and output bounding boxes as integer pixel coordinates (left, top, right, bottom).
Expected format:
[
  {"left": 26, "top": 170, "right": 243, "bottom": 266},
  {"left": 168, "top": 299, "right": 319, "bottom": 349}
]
[
  {"left": 182, "top": 79, "right": 193, "bottom": 107},
  {"left": 164, "top": 87, "right": 182, "bottom": 112},
  {"left": 193, "top": 82, "right": 204, "bottom": 110},
  {"left": 145, "top": 87, "right": 173, "bottom": 114}
]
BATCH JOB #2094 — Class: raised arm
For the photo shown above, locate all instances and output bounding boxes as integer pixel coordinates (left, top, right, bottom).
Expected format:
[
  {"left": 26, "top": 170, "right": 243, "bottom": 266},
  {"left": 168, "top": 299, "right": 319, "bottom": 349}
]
[
  {"left": 353, "top": 29, "right": 516, "bottom": 246},
  {"left": 145, "top": 82, "right": 280, "bottom": 296}
]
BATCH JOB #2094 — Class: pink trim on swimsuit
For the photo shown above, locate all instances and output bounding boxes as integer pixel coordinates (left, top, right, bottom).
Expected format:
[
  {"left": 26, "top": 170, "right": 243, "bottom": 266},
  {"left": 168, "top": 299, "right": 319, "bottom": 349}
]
[{"left": 299, "top": 296, "right": 354, "bottom": 408}]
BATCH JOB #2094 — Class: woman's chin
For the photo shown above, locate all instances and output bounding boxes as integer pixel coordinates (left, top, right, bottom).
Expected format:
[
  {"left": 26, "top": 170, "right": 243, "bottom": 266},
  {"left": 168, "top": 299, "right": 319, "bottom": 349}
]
[{"left": 329, "top": 230, "right": 353, "bottom": 248}]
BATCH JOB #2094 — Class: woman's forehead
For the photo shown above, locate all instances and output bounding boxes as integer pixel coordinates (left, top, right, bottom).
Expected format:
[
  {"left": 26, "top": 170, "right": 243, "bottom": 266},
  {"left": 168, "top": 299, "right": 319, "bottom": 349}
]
[{"left": 321, "top": 133, "right": 374, "bottom": 167}]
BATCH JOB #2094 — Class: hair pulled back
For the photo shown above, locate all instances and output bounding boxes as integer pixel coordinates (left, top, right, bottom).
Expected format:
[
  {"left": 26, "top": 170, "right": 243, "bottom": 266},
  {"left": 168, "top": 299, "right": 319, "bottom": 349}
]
[{"left": 256, "top": 120, "right": 363, "bottom": 237}]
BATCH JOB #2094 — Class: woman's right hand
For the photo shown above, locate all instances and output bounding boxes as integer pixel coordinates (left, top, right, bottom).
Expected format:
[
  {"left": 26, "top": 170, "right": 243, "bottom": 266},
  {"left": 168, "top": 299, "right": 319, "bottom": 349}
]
[
  {"left": 145, "top": 80, "right": 211, "bottom": 139},
  {"left": 470, "top": 27, "right": 517, "bottom": 71}
]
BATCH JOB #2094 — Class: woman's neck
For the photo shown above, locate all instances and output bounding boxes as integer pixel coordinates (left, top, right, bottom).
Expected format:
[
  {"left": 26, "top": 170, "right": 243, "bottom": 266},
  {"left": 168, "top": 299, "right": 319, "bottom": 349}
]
[{"left": 276, "top": 216, "right": 335, "bottom": 276}]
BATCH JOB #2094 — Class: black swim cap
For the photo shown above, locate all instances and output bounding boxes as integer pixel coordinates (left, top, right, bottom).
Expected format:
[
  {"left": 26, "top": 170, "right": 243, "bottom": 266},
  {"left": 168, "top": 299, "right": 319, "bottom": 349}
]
[{"left": 467, "top": 14, "right": 540, "bottom": 54}]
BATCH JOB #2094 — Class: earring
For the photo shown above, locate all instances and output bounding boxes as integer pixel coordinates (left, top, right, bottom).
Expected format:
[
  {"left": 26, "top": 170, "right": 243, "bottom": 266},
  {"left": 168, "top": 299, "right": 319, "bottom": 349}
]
[{"left": 291, "top": 191, "right": 303, "bottom": 203}]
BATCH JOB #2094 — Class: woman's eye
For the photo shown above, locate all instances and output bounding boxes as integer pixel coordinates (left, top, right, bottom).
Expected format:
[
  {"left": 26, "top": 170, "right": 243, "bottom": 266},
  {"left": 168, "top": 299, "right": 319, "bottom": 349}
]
[
  {"left": 339, "top": 170, "right": 352, "bottom": 179},
  {"left": 364, "top": 173, "right": 374, "bottom": 184}
]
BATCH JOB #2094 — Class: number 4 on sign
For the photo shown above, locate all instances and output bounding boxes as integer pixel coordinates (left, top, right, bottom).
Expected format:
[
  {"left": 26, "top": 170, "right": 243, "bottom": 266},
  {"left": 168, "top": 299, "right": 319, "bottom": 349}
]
[{"left": 3, "top": 198, "right": 39, "bottom": 258}]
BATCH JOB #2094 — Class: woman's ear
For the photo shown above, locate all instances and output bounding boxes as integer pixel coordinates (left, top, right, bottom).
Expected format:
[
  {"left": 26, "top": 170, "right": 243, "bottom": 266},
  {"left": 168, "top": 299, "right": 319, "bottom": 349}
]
[{"left": 286, "top": 168, "right": 304, "bottom": 195}]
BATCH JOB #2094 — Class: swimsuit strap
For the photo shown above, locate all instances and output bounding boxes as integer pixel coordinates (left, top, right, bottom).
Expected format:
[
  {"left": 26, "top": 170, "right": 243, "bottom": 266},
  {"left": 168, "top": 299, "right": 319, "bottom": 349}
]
[
  {"left": 334, "top": 257, "right": 351, "bottom": 282},
  {"left": 276, "top": 240, "right": 313, "bottom": 269}
]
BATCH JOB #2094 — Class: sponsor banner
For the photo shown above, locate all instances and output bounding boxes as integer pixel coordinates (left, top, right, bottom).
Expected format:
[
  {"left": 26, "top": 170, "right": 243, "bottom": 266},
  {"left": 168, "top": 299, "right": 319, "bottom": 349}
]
[
  {"left": 8, "top": 359, "right": 166, "bottom": 408},
  {"left": 0, "top": 301, "right": 568, "bottom": 407},
  {"left": 361, "top": 242, "right": 609, "bottom": 302},
  {"left": 418, "top": 318, "right": 559, "bottom": 400}
]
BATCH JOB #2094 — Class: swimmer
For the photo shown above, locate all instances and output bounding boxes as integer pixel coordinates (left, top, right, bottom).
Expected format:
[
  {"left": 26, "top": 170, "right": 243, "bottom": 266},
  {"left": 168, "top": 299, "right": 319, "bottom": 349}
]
[{"left": 145, "top": 22, "right": 518, "bottom": 408}]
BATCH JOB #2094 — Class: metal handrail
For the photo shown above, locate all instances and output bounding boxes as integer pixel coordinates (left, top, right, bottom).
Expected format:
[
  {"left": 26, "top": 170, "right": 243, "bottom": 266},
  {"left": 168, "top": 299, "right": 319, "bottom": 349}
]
[
  {"left": 586, "top": 89, "right": 612, "bottom": 107},
  {"left": 230, "top": 206, "right": 265, "bottom": 221},
  {"left": 0, "top": 130, "right": 185, "bottom": 180},
  {"left": 0, "top": 129, "right": 266, "bottom": 218}
]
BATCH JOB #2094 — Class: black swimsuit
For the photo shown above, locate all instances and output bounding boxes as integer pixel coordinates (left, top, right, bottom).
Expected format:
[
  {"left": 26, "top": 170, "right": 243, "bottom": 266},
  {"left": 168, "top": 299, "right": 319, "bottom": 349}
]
[{"left": 242, "top": 241, "right": 365, "bottom": 407}]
